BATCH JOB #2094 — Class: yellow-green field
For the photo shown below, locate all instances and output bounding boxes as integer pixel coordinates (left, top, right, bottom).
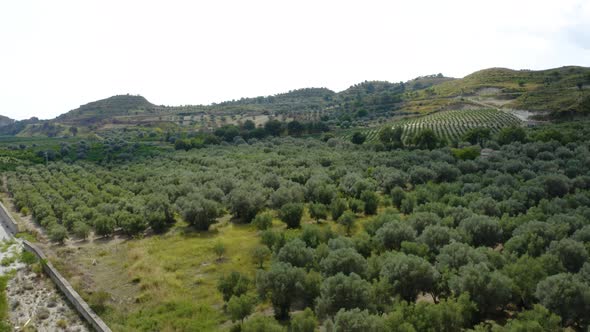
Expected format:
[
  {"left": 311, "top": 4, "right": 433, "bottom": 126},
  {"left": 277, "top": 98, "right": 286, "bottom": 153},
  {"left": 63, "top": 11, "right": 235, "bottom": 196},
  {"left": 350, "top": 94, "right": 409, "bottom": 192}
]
[{"left": 53, "top": 220, "right": 262, "bottom": 331}]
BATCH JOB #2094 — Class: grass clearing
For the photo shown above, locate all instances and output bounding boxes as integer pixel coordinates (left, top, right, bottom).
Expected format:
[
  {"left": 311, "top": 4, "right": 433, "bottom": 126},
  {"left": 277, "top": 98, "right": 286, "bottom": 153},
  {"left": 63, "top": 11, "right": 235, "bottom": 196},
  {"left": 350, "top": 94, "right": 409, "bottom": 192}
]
[
  {"left": 50, "top": 209, "right": 360, "bottom": 331},
  {"left": 53, "top": 220, "right": 264, "bottom": 331}
]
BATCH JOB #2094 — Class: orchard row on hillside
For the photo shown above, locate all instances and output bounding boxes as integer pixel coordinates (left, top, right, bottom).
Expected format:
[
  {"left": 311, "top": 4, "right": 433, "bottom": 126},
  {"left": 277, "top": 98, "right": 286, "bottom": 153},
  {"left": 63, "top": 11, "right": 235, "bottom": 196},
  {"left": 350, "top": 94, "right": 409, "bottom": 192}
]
[{"left": 341, "top": 109, "right": 523, "bottom": 145}]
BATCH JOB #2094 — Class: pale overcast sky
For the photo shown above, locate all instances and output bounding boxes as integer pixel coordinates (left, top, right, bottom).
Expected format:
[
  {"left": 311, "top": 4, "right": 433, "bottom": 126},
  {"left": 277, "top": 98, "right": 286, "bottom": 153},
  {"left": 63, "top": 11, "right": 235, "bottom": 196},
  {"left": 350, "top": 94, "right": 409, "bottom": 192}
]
[{"left": 1, "top": 0, "right": 589, "bottom": 120}]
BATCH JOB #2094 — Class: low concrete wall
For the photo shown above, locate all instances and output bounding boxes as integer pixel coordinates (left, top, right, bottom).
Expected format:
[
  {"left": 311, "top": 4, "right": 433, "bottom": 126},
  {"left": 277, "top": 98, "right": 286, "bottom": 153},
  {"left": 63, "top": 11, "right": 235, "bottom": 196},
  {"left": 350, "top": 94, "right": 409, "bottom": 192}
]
[
  {"left": 0, "top": 201, "right": 19, "bottom": 235},
  {"left": 22, "top": 240, "right": 112, "bottom": 332}
]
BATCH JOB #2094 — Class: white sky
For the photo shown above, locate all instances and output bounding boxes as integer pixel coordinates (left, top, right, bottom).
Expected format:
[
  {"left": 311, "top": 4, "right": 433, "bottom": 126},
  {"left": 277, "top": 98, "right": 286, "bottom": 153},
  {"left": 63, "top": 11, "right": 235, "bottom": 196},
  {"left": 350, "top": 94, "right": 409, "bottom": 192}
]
[{"left": 1, "top": 0, "right": 590, "bottom": 120}]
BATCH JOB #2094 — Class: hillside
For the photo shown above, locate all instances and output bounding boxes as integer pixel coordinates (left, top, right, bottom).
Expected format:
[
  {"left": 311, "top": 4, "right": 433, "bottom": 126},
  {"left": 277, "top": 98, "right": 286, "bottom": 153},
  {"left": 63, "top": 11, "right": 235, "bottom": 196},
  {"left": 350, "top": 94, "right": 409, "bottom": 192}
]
[
  {"left": 432, "top": 66, "right": 590, "bottom": 115},
  {"left": 56, "top": 94, "right": 158, "bottom": 125},
  {"left": 4, "top": 66, "right": 590, "bottom": 138},
  {"left": 0, "top": 115, "right": 14, "bottom": 127}
]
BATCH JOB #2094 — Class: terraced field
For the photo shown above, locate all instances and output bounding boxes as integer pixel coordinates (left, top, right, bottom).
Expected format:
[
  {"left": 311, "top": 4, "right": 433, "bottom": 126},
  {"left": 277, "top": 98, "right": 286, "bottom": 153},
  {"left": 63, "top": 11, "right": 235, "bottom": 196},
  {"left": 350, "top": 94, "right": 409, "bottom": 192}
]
[{"left": 341, "top": 109, "right": 522, "bottom": 143}]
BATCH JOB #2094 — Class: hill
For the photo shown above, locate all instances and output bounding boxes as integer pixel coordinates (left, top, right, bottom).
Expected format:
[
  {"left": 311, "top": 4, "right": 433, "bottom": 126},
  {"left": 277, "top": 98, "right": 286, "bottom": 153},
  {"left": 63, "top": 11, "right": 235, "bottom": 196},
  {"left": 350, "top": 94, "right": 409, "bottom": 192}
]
[
  {"left": 431, "top": 66, "right": 590, "bottom": 115},
  {"left": 4, "top": 66, "right": 590, "bottom": 137},
  {"left": 56, "top": 94, "right": 158, "bottom": 125},
  {"left": 0, "top": 115, "right": 14, "bottom": 127}
]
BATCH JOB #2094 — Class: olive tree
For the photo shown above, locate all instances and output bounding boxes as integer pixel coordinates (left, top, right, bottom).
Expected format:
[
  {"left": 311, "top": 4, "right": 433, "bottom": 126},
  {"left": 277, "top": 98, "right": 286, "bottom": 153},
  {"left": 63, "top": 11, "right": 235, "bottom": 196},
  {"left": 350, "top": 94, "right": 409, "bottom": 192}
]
[
  {"left": 176, "top": 193, "right": 221, "bottom": 231},
  {"left": 256, "top": 262, "right": 306, "bottom": 320},
  {"left": 320, "top": 247, "right": 368, "bottom": 277},
  {"left": 316, "top": 272, "right": 372, "bottom": 318},
  {"left": 279, "top": 203, "right": 304, "bottom": 228},
  {"left": 380, "top": 253, "right": 438, "bottom": 301},
  {"left": 535, "top": 273, "right": 590, "bottom": 327},
  {"left": 448, "top": 263, "right": 513, "bottom": 317}
]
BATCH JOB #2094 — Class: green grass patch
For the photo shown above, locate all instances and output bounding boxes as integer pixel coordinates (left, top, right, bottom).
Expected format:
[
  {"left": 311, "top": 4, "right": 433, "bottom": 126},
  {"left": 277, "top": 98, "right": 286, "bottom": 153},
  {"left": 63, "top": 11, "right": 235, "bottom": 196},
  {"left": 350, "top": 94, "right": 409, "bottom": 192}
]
[
  {"left": 58, "top": 221, "right": 264, "bottom": 331},
  {"left": 0, "top": 272, "right": 16, "bottom": 331},
  {"left": 15, "top": 232, "right": 36, "bottom": 243}
]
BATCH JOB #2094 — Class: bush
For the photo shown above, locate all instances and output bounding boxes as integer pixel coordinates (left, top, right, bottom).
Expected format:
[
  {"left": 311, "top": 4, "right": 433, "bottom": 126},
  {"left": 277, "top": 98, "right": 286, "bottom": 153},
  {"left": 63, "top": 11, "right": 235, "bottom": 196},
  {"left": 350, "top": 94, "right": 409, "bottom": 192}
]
[
  {"left": 48, "top": 224, "right": 68, "bottom": 244},
  {"left": 227, "top": 294, "right": 257, "bottom": 323},
  {"left": 242, "top": 315, "right": 285, "bottom": 332},
  {"left": 497, "top": 126, "right": 526, "bottom": 145},
  {"left": 279, "top": 203, "right": 304, "bottom": 228},
  {"left": 72, "top": 221, "right": 91, "bottom": 240},
  {"left": 19, "top": 251, "right": 37, "bottom": 265},
  {"left": 390, "top": 187, "right": 405, "bottom": 209},
  {"left": 337, "top": 211, "right": 356, "bottom": 235},
  {"left": 459, "top": 215, "right": 502, "bottom": 247},
  {"left": 316, "top": 273, "right": 372, "bottom": 317},
  {"left": 94, "top": 216, "right": 115, "bottom": 237},
  {"left": 360, "top": 190, "right": 379, "bottom": 215},
  {"left": 351, "top": 132, "right": 366, "bottom": 145},
  {"left": 213, "top": 242, "right": 226, "bottom": 260},
  {"left": 400, "top": 195, "right": 416, "bottom": 214},
  {"left": 218, "top": 272, "right": 250, "bottom": 302},
  {"left": 228, "top": 186, "right": 267, "bottom": 223},
  {"left": 380, "top": 253, "right": 438, "bottom": 301},
  {"left": 547, "top": 239, "right": 588, "bottom": 272},
  {"left": 260, "top": 229, "right": 286, "bottom": 252},
  {"left": 276, "top": 239, "right": 314, "bottom": 268},
  {"left": 251, "top": 246, "right": 271, "bottom": 268},
  {"left": 252, "top": 212, "right": 273, "bottom": 230},
  {"left": 320, "top": 247, "right": 367, "bottom": 277},
  {"left": 256, "top": 262, "right": 306, "bottom": 320},
  {"left": 330, "top": 198, "right": 348, "bottom": 221},
  {"left": 290, "top": 308, "right": 317, "bottom": 332},
  {"left": 449, "top": 263, "right": 513, "bottom": 317},
  {"left": 536, "top": 273, "right": 590, "bottom": 327},
  {"left": 176, "top": 194, "right": 221, "bottom": 231},
  {"left": 332, "top": 308, "right": 385, "bottom": 332},
  {"left": 88, "top": 290, "right": 111, "bottom": 314},
  {"left": 348, "top": 199, "right": 364, "bottom": 214},
  {"left": 374, "top": 220, "right": 416, "bottom": 251},
  {"left": 309, "top": 203, "right": 328, "bottom": 222}
]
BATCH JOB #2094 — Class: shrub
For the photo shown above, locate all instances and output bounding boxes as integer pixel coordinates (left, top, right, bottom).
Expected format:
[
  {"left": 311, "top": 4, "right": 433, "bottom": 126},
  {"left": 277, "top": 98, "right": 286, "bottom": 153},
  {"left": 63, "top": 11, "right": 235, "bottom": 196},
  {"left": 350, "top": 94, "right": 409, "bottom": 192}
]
[
  {"left": 72, "top": 221, "right": 91, "bottom": 240},
  {"left": 330, "top": 198, "right": 348, "bottom": 221},
  {"left": 213, "top": 242, "right": 226, "bottom": 260},
  {"left": 536, "top": 273, "right": 590, "bottom": 327},
  {"left": 48, "top": 224, "right": 68, "bottom": 244},
  {"left": 176, "top": 194, "right": 221, "bottom": 231},
  {"left": 309, "top": 203, "right": 328, "bottom": 222},
  {"left": 279, "top": 203, "right": 304, "bottom": 228},
  {"left": 290, "top": 308, "right": 317, "bottom": 332},
  {"left": 242, "top": 315, "right": 285, "bottom": 332},
  {"left": 360, "top": 190, "right": 379, "bottom": 215},
  {"left": 276, "top": 239, "right": 314, "bottom": 268},
  {"left": 316, "top": 273, "right": 372, "bottom": 317},
  {"left": 337, "top": 211, "right": 356, "bottom": 235},
  {"left": 94, "top": 216, "right": 115, "bottom": 237},
  {"left": 88, "top": 290, "right": 111, "bottom": 314},
  {"left": 251, "top": 246, "right": 271, "bottom": 268},
  {"left": 218, "top": 272, "right": 250, "bottom": 302},
  {"left": 252, "top": 212, "right": 273, "bottom": 230},
  {"left": 257, "top": 262, "right": 306, "bottom": 320},
  {"left": 227, "top": 294, "right": 257, "bottom": 323}
]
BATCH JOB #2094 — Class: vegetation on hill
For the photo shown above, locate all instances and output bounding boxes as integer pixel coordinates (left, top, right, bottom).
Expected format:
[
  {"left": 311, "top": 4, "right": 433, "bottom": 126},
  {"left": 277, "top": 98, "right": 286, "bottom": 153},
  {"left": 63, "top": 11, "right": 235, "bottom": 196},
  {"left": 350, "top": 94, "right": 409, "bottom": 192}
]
[
  {"left": 2, "top": 66, "right": 589, "bottom": 138},
  {"left": 57, "top": 94, "right": 157, "bottom": 124},
  {"left": 0, "top": 115, "right": 14, "bottom": 128},
  {"left": 341, "top": 108, "right": 522, "bottom": 145},
  {"left": 434, "top": 66, "right": 590, "bottom": 115}
]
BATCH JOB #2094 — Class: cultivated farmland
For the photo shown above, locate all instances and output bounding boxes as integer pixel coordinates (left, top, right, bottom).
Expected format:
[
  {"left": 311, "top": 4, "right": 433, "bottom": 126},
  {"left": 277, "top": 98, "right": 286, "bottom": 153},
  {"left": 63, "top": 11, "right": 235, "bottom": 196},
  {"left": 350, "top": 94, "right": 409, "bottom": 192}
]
[{"left": 342, "top": 109, "right": 522, "bottom": 143}]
